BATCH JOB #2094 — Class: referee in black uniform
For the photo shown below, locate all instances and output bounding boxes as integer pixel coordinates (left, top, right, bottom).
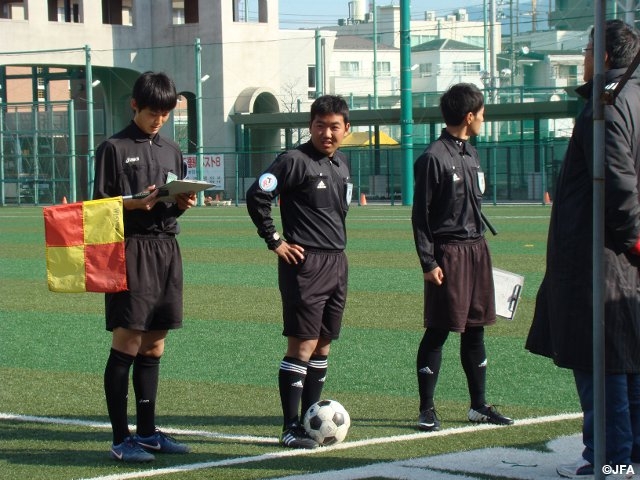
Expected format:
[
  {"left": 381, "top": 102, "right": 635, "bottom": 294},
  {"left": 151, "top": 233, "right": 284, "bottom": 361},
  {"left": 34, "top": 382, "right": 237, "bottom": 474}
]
[
  {"left": 247, "top": 95, "right": 352, "bottom": 449},
  {"left": 94, "top": 72, "right": 194, "bottom": 462},
  {"left": 411, "top": 83, "right": 513, "bottom": 432}
]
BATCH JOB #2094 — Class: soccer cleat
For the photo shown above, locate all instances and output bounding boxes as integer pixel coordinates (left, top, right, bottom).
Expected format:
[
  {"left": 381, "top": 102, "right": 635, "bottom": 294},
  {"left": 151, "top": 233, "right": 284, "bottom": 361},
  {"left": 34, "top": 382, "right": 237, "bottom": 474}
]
[
  {"left": 556, "top": 457, "right": 594, "bottom": 478},
  {"left": 417, "top": 407, "right": 441, "bottom": 431},
  {"left": 134, "top": 429, "right": 190, "bottom": 454},
  {"left": 468, "top": 405, "right": 514, "bottom": 425},
  {"left": 110, "top": 436, "right": 156, "bottom": 462},
  {"left": 279, "top": 422, "right": 319, "bottom": 449}
]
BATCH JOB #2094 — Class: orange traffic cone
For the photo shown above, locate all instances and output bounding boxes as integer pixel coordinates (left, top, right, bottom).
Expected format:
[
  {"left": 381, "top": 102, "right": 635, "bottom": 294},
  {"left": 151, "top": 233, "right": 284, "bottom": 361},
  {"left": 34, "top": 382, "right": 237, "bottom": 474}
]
[
  {"left": 543, "top": 191, "right": 551, "bottom": 205},
  {"left": 360, "top": 193, "right": 367, "bottom": 206},
  {"left": 61, "top": 196, "right": 68, "bottom": 204}
]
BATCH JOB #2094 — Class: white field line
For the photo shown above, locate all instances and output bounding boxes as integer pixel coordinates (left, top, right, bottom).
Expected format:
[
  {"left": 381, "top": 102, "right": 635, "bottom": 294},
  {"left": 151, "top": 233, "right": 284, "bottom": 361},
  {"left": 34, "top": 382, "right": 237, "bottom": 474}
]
[
  {"left": 0, "top": 412, "right": 277, "bottom": 444},
  {"left": 1, "top": 411, "right": 582, "bottom": 480}
]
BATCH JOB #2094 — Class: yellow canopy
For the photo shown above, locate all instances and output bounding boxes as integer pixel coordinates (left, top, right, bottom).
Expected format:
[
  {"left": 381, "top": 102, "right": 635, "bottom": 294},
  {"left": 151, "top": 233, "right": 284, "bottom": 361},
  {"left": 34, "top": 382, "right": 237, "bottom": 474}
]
[{"left": 341, "top": 131, "right": 399, "bottom": 146}]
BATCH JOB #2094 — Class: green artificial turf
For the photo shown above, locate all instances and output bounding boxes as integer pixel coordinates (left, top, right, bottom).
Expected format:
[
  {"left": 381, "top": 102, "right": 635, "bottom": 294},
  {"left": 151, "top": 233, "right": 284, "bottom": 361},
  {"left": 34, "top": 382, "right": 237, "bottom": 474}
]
[{"left": 0, "top": 204, "right": 580, "bottom": 480}]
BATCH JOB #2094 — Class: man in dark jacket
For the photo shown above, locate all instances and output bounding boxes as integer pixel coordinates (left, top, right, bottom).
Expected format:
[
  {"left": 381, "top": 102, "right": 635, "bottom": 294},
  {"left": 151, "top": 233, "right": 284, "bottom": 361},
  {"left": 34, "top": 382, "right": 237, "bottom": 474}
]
[{"left": 526, "top": 20, "right": 640, "bottom": 478}]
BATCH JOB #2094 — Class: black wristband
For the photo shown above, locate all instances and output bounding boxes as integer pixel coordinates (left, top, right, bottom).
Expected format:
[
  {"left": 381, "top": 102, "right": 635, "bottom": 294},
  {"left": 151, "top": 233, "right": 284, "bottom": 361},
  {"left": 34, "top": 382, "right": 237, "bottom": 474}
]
[{"left": 267, "top": 232, "right": 282, "bottom": 250}]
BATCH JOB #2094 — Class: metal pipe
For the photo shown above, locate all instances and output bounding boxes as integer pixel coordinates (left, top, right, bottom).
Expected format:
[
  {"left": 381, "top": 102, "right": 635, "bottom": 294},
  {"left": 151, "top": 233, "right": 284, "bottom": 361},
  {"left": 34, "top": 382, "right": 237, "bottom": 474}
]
[
  {"left": 315, "top": 30, "right": 323, "bottom": 97},
  {"left": 85, "top": 45, "right": 94, "bottom": 199},
  {"left": 195, "top": 38, "right": 204, "bottom": 206},
  {"left": 399, "top": 0, "right": 413, "bottom": 205},
  {"left": 372, "top": 0, "right": 378, "bottom": 109},
  {"left": 69, "top": 99, "right": 77, "bottom": 202},
  {"left": 592, "top": 2, "right": 606, "bottom": 478}
]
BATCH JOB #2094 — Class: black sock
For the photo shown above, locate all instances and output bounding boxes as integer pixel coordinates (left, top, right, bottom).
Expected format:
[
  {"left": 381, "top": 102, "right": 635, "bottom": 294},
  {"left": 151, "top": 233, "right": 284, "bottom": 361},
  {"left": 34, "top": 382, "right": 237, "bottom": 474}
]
[
  {"left": 278, "top": 356, "right": 307, "bottom": 428},
  {"left": 132, "top": 354, "right": 161, "bottom": 438},
  {"left": 417, "top": 329, "right": 448, "bottom": 412},
  {"left": 461, "top": 327, "right": 487, "bottom": 410},
  {"left": 104, "top": 348, "right": 135, "bottom": 445},
  {"left": 301, "top": 355, "right": 328, "bottom": 418}
]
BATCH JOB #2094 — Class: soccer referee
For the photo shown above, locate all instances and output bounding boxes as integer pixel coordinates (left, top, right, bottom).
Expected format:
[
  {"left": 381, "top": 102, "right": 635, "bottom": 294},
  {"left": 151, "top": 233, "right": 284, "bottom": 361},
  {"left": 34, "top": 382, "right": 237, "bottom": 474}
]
[{"left": 247, "top": 95, "right": 352, "bottom": 449}]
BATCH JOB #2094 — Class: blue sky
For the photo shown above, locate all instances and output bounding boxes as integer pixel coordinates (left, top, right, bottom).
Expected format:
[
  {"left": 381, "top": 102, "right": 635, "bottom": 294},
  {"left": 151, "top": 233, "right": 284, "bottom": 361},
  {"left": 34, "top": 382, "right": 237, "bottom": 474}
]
[
  {"left": 278, "top": 1, "right": 551, "bottom": 32},
  {"left": 278, "top": 0, "right": 482, "bottom": 29}
]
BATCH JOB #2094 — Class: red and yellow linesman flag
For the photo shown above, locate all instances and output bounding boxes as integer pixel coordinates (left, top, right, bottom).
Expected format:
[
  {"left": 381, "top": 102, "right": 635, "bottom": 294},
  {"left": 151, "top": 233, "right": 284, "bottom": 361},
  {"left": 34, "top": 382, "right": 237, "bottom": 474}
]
[{"left": 43, "top": 197, "right": 128, "bottom": 293}]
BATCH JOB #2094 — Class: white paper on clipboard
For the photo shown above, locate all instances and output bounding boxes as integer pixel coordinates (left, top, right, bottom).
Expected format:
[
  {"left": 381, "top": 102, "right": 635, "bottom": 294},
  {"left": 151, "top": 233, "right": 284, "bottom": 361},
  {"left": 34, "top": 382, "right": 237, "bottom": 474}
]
[
  {"left": 493, "top": 267, "right": 524, "bottom": 320},
  {"left": 131, "top": 179, "right": 216, "bottom": 202}
]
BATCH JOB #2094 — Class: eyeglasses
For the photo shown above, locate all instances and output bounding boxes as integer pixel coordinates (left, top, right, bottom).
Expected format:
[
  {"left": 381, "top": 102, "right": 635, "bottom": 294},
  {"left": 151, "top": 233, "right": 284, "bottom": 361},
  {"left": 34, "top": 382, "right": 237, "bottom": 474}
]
[{"left": 582, "top": 47, "right": 593, "bottom": 54}]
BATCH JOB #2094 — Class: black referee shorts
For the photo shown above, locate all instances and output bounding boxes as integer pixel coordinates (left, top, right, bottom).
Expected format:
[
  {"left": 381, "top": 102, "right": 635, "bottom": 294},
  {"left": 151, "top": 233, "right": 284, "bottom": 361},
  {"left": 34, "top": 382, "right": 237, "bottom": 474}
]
[
  {"left": 424, "top": 237, "right": 496, "bottom": 332},
  {"left": 105, "top": 235, "right": 184, "bottom": 332},
  {"left": 278, "top": 249, "right": 348, "bottom": 340}
]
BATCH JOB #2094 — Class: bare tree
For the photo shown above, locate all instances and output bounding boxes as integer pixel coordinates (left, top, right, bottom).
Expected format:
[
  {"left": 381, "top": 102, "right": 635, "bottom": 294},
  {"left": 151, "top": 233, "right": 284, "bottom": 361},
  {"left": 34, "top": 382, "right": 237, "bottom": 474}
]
[{"left": 280, "top": 78, "right": 309, "bottom": 147}]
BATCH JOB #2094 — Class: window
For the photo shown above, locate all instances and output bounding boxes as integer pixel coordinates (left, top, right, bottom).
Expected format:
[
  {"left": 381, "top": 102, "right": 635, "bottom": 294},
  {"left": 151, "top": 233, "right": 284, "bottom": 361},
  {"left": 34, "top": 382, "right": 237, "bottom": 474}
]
[
  {"left": 555, "top": 64, "right": 577, "bottom": 82},
  {"left": 102, "top": 0, "right": 133, "bottom": 26},
  {"left": 307, "top": 66, "right": 316, "bottom": 89},
  {"left": 172, "top": 4, "right": 184, "bottom": 24},
  {"left": 340, "top": 61, "right": 360, "bottom": 77},
  {"left": 307, "top": 65, "right": 316, "bottom": 99},
  {"left": 232, "top": 0, "right": 267, "bottom": 23},
  {"left": 452, "top": 61, "right": 481, "bottom": 75},
  {"left": 1, "top": 0, "right": 27, "bottom": 19},
  {"left": 172, "top": 0, "right": 198, "bottom": 25},
  {"left": 374, "top": 61, "right": 391, "bottom": 76},
  {"left": 48, "top": 0, "right": 82, "bottom": 23},
  {"left": 417, "top": 63, "right": 432, "bottom": 77}
]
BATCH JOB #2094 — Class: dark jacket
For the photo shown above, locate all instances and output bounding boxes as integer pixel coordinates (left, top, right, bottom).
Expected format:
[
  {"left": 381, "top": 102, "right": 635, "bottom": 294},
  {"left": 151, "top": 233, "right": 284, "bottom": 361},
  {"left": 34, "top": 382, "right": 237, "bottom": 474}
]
[
  {"left": 525, "top": 69, "right": 640, "bottom": 373},
  {"left": 93, "top": 121, "right": 186, "bottom": 236},
  {"left": 411, "top": 129, "right": 485, "bottom": 273},
  {"left": 246, "top": 141, "right": 351, "bottom": 251}
]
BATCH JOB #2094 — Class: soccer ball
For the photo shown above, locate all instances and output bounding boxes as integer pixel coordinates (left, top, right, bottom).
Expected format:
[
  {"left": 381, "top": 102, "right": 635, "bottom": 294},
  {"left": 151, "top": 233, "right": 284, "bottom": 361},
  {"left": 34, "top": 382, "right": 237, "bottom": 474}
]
[{"left": 303, "top": 399, "right": 351, "bottom": 446}]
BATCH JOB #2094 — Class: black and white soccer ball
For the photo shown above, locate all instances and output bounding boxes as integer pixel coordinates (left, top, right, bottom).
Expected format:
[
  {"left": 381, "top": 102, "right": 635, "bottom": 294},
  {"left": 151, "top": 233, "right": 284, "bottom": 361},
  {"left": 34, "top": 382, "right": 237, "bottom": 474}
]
[{"left": 303, "top": 399, "right": 351, "bottom": 446}]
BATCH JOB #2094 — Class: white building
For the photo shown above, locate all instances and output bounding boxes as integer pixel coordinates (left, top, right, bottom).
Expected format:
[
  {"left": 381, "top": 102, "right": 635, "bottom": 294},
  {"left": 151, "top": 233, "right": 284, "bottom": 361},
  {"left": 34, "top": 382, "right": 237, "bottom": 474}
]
[
  {"left": 328, "top": 3, "right": 490, "bottom": 49},
  {"left": 1, "top": 0, "right": 297, "bottom": 199},
  {"left": 504, "top": 29, "right": 588, "bottom": 91},
  {"left": 411, "top": 38, "right": 485, "bottom": 96}
]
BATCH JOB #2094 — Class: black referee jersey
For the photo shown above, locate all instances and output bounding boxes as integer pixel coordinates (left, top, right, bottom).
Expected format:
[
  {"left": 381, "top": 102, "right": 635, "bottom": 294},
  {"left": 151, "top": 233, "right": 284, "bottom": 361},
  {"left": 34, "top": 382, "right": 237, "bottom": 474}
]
[
  {"left": 93, "top": 121, "right": 187, "bottom": 236},
  {"left": 412, "top": 129, "right": 486, "bottom": 273},
  {"left": 247, "top": 141, "right": 352, "bottom": 251}
]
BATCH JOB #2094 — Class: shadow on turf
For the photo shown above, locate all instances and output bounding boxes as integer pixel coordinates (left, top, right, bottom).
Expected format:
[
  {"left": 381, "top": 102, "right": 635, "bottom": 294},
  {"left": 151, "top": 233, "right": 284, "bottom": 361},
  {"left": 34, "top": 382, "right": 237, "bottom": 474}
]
[
  {"left": 3, "top": 412, "right": 479, "bottom": 470},
  {"left": 0, "top": 423, "right": 236, "bottom": 468}
]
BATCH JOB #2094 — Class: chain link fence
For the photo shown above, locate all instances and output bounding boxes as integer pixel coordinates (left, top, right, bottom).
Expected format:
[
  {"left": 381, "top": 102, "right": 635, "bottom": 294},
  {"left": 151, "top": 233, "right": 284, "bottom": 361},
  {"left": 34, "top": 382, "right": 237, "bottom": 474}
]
[{"left": 1, "top": 101, "right": 568, "bottom": 206}]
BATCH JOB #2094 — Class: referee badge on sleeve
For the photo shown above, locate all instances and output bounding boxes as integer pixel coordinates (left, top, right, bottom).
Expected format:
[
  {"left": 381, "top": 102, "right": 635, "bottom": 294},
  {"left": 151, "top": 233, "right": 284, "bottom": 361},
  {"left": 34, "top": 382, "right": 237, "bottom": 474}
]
[
  {"left": 258, "top": 173, "right": 278, "bottom": 192},
  {"left": 345, "top": 182, "right": 353, "bottom": 206}
]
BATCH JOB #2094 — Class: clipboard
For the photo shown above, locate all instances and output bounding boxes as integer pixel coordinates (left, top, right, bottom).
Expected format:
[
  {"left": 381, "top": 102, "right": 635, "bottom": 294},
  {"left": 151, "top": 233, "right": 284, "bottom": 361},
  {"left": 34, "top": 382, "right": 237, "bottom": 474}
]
[
  {"left": 131, "top": 179, "right": 216, "bottom": 202},
  {"left": 493, "top": 267, "right": 524, "bottom": 320}
]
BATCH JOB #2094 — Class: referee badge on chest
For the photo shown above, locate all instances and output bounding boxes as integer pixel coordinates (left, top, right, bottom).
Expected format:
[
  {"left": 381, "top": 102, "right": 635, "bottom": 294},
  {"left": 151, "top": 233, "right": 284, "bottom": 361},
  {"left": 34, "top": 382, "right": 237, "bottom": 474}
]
[
  {"left": 345, "top": 182, "right": 353, "bottom": 206},
  {"left": 477, "top": 171, "right": 486, "bottom": 194}
]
